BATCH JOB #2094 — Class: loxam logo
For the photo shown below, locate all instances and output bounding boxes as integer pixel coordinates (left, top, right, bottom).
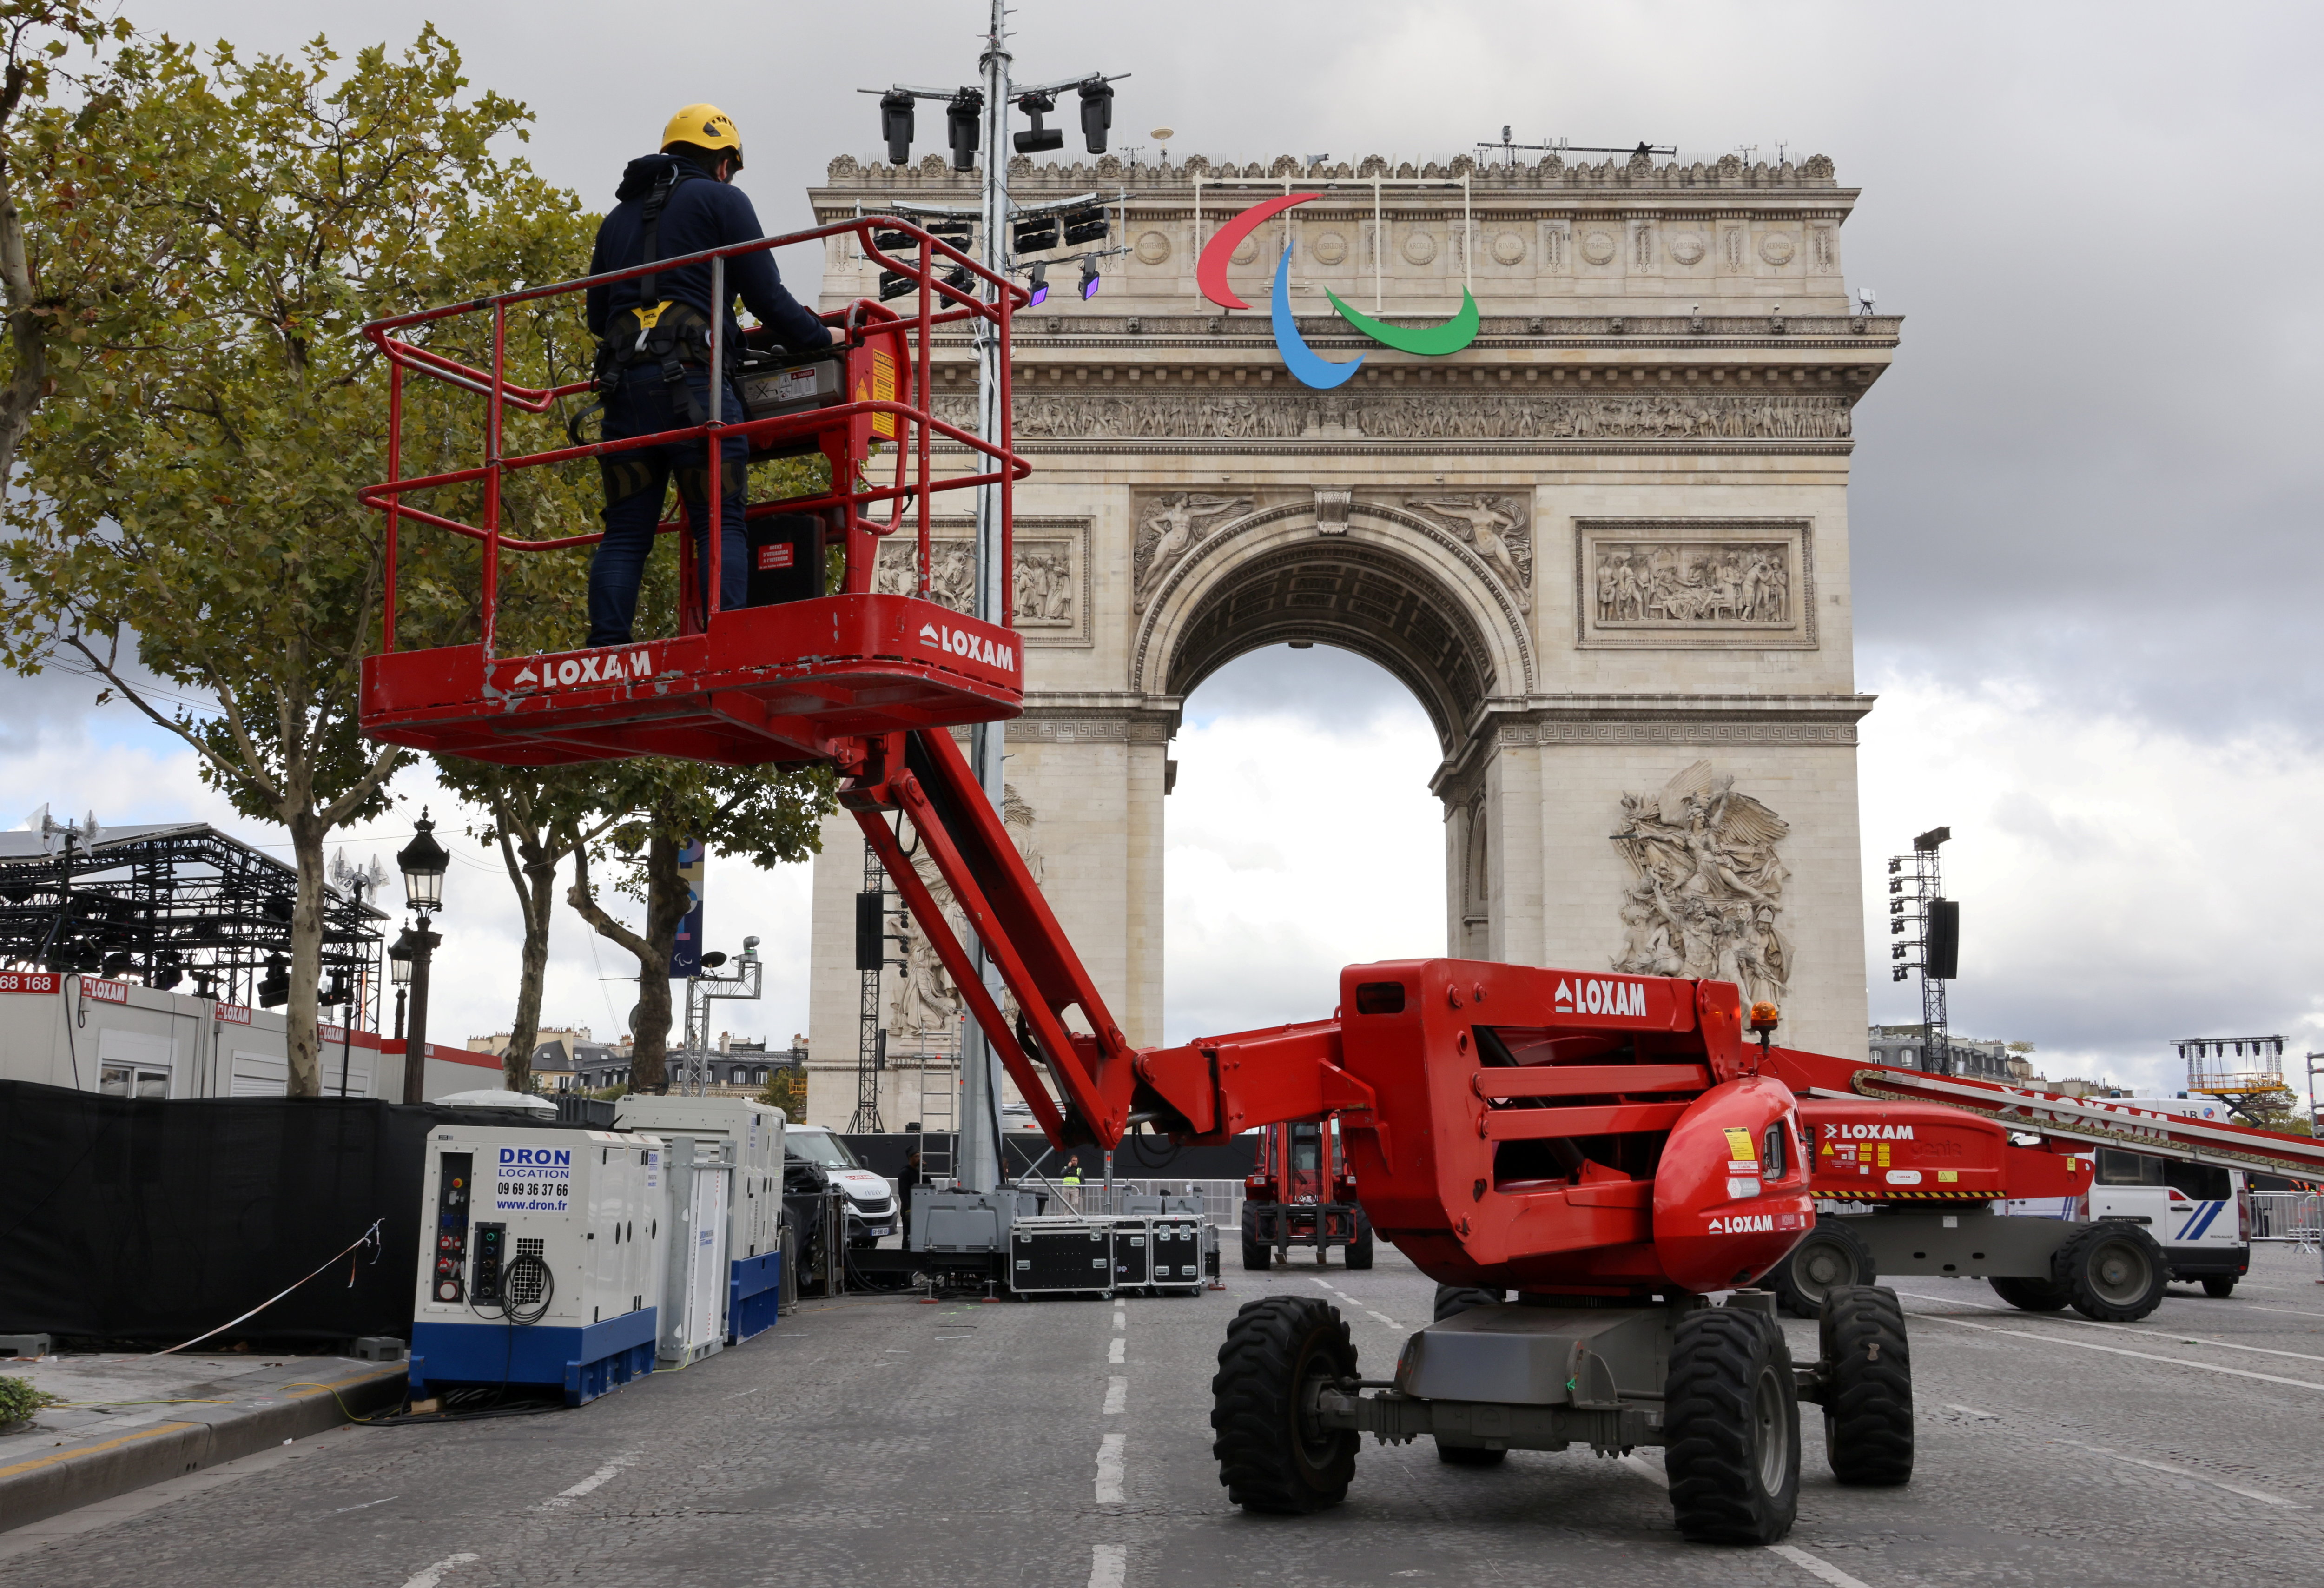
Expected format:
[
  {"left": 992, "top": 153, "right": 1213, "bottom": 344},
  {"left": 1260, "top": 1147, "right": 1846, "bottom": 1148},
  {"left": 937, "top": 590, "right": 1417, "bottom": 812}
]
[
  {"left": 509, "top": 648, "right": 653, "bottom": 691},
  {"left": 1552, "top": 977, "right": 1647, "bottom": 1018},
  {"left": 917, "top": 622, "right": 1016, "bottom": 674},
  {"left": 1706, "top": 1214, "right": 1775, "bottom": 1234},
  {"left": 1821, "top": 1122, "right": 1916, "bottom": 1142}
]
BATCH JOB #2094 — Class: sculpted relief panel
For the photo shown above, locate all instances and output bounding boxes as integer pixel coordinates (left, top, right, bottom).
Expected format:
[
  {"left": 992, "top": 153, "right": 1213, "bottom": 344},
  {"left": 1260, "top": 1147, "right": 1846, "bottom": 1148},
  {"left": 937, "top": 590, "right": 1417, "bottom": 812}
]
[
  {"left": 872, "top": 517, "right": 1090, "bottom": 644},
  {"left": 1406, "top": 495, "right": 1533, "bottom": 613},
  {"left": 932, "top": 390, "right": 1852, "bottom": 444},
  {"left": 1611, "top": 761, "right": 1792, "bottom": 1005},
  {"left": 1575, "top": 520, "right": 1815, "bottom": 649}
]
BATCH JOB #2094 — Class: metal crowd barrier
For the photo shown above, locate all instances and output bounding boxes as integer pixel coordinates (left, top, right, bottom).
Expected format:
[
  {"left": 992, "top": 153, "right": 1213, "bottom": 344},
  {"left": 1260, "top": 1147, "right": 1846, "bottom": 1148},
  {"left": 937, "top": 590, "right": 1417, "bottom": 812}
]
[{"left": 2247, "top": 1191, "right": 2323, "bottom": 1251}]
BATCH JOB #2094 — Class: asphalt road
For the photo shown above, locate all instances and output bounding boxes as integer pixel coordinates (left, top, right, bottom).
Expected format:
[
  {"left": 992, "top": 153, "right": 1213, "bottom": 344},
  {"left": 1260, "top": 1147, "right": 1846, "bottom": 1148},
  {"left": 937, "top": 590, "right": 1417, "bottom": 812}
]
[{"left": 6, "top": 1242, "right": 2324, "bottom": 1588}]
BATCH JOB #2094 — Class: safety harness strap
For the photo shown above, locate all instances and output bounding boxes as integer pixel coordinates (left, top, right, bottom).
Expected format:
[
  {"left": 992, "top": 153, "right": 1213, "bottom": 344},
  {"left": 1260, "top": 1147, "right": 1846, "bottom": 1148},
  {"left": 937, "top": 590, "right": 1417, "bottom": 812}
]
[{"left": 569, "top": 164, "right": 714, "bottom": 445}]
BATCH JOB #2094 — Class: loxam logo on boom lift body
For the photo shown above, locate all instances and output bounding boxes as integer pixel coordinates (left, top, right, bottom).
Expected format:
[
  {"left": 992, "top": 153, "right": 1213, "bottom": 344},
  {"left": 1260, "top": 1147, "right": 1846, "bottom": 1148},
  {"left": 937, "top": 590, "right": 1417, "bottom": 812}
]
[
  {"left": 507, "top": 648, "right": 654, "bottom": 692},
  {"left": 1706, "top": 1214, "right": 1776, "bottom": 1234},
  {"left": 917, "top": 622, "right": 1016, "bottom": 674},
  {"left": 1821, "top": 1122, "right": 1916, "bottom": 1141},
  {"left": 1552, "top": 976, "right": 1648, "bottom": 1018}
]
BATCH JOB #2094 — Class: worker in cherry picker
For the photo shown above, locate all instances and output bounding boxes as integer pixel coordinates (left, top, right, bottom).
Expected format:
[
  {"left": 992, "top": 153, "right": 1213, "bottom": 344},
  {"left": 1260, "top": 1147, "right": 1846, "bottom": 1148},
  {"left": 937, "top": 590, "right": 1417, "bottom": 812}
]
[{"left": 581, "top": 105, "right": 840, "bottom": 648}]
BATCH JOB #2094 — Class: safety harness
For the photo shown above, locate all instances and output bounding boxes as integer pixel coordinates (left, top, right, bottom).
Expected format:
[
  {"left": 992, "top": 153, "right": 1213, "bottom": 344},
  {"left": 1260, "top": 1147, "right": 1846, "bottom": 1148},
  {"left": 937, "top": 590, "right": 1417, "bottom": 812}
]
[{"left": 569, "top": 164, "right": 723, "bottom": 447}]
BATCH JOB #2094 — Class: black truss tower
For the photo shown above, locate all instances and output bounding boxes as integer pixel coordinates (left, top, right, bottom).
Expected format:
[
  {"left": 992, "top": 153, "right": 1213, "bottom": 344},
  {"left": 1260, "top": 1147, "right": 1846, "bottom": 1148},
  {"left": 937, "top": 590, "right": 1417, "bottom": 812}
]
[
  {"left": 0, "top": 823, "right": 386, "bottom": 1022},
  {"left": 1886, "top": 826, "right": 1952, "bottom": 1075}
]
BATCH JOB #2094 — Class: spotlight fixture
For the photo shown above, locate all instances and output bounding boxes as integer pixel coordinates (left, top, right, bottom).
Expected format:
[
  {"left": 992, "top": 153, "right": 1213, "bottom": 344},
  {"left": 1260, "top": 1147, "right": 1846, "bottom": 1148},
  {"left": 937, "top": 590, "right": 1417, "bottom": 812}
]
[
  {"left": 1062, "top": 205, "right": 1109, "bottom": 246},
  {"left": 1013, "top": 93, "right": 1064, "bottom": 154},
  {"left": 1027, "top": 261, "right": 1050, "bottom": 306},
  {"left": 1079, "top": 258, "right": 1101, "bottom": 300},
  {"left": 1012, "top": 215, "right": 1060, "bottom": 253},
  {"left": 257, "top": 954, "right": 290, "bottom": 1009},
  {"left": 1078, "top": 80, "right": 1113, "bottom": 154},
  {"left": 872, "top": 228, "right": 913, "bottom": 252},
  {"left": 946, "top": 89, "right": 984, "bottom": 172},
  {"left": 878, "top": 271, "right": 918, "bottom": 303},
  {"left": 880, "top": 89, "right": 916, "bottom": 166}
]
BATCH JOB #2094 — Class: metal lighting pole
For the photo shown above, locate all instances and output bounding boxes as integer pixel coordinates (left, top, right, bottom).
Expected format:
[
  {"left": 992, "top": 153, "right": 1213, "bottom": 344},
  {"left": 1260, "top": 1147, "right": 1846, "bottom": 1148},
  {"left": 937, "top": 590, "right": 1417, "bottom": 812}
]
[
  {"left": 867, "top": 15, "right": 1125, "bottom": 1193},
  {"left": 956, "top": 0, "right": 1015, "bottom": 1197},
  {"left": 396, "top": 810, "right": 449, "bottom": 1105}
]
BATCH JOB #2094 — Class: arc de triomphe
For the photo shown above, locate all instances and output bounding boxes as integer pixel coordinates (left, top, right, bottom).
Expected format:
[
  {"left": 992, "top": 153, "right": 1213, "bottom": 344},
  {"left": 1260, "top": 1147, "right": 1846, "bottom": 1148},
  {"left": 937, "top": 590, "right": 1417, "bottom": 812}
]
[{"left": 802, "top": 149, "right": 1895, "bottom": 1128}]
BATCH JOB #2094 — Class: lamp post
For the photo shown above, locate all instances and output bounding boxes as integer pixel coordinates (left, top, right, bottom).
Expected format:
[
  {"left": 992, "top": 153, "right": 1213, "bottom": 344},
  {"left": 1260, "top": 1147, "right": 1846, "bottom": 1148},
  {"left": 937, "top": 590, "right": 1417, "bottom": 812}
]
[
  {"left": 396, "top": 809, "right": 449, "bottom": 1104},
  {"left": 388, "top": 927, "right": 416, "bottom": 1044}
]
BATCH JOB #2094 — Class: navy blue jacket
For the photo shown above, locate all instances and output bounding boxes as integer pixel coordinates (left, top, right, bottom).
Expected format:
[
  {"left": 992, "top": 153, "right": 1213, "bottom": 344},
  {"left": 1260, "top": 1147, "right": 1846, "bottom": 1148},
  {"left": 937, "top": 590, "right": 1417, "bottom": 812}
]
[{"left": 586, "top": 154, "right": 830, "bottom": 351}]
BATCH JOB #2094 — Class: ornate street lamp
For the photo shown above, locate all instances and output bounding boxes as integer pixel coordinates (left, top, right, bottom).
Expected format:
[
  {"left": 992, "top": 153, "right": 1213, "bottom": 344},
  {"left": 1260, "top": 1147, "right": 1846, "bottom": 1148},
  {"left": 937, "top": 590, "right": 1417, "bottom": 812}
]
[
  {"left": 394, "top": 811, "right": 449, "bottom": 1103},
  {"left": 387, "top": 926, "right": 416, "bottom": 1044}
]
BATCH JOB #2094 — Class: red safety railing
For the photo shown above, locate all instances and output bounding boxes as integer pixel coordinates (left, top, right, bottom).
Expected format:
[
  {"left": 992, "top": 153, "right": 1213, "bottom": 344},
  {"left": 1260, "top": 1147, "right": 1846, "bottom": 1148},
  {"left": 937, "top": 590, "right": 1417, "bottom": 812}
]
[{"left": 357, "top": 215, "right": 1028, "bottom": 657}]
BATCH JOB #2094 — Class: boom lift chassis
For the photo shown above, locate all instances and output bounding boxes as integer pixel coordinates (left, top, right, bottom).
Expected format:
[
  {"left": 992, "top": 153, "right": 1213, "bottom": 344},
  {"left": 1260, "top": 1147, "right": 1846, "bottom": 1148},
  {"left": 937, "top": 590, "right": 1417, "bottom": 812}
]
[{"left": 353, "top": 209, "right": 2324, "bottom": 1542}]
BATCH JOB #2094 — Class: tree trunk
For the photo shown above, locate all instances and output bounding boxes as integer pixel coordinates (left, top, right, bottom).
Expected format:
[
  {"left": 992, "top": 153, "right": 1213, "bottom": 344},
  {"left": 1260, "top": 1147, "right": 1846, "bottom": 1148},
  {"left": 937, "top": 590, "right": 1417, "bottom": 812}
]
[
  {"left": 567, "top": 828, "right": 690, "bottom": 1095},
  {"left": 0, "top": 60, "right": 51, "bottom": 488},
  {"left": 500, "top": 832, "right": 559, "bottom": 1096},
  {"left": 284, "top": 810, "right": 327, "bottom": 1097}
]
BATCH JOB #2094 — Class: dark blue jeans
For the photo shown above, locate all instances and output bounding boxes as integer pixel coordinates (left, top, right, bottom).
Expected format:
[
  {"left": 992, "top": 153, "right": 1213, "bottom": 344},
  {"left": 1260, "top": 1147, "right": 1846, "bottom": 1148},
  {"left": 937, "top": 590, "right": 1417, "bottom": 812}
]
[{"left": 586, "top": 364, "right": 749, "bottom": 648}]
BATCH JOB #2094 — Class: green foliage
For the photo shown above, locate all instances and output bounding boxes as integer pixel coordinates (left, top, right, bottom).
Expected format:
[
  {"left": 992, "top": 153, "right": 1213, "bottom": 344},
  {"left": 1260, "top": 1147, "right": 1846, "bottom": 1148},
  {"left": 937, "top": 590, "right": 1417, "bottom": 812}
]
[
  {"left": 0, "top": 1374, "right": 58, "bottom": 1424},
  {"left": 0, "top": 22, "right": 594, "bottom": 1092},
  {"left": 759, "top": 1067, "right": 806, "bottom": 1121}
]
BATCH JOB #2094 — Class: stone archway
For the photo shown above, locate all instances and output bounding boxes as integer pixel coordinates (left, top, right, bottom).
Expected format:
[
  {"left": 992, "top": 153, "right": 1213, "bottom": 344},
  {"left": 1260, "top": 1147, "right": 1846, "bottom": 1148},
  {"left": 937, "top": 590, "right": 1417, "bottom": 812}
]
[
  {"left": 1134, "top": 500, "right": 1532, "bottom": 755},
  {"left": 804, "top": 146, "right": 1889, "bottom": 1126}
]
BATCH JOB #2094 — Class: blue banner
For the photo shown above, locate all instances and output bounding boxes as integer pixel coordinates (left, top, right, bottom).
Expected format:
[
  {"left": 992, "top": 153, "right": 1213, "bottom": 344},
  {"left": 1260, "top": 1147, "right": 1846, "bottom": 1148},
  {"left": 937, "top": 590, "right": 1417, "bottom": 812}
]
[{"left": 668, "top": 837, "right": 705, "bottom": 978}]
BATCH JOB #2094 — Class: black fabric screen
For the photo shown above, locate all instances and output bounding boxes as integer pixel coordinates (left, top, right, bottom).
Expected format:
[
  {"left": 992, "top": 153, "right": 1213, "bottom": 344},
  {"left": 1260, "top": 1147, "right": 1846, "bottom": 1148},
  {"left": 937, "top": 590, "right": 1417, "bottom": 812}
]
[{"left": 0, "top": 1080, "right": 564, "bottom": 1347}]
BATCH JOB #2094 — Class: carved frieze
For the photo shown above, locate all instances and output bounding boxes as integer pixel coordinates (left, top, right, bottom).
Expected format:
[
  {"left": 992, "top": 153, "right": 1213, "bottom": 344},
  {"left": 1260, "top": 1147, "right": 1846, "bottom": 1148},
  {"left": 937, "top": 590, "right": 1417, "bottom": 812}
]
[
  {"left": 1132, "top": 492, "right": 1249, "bottom": 611},
  {"left": 1611, "top": 760, "right": 1792, "bottom": 1003},
  {"left": 1575, "top": 519, "right": 1816, "bottom": 650},
  {"left": 871, "top": 516, "right": 1092, "bottom": 645},
  {"left": 931, "top": 390, "right": 1852, "bottom": 444},
  {"left": 1406, "top": 494, "right": 1534, "bottom": 612}
]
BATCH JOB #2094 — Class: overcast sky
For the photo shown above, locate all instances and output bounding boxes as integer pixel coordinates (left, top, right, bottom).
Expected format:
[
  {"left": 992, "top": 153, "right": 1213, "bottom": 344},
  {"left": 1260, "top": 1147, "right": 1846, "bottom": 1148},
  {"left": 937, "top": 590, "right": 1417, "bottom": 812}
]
[{"left": 8, "top": 1, "right": 2322, "bottom": 1098}]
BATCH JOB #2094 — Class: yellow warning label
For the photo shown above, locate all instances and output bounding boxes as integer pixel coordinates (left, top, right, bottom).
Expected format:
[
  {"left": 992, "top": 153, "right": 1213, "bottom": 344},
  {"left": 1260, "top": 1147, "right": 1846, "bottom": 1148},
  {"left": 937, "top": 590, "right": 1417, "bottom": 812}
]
[
  {"left": 1722, "top": 1127, "right": 1757, "bottom": 1163},
  {"left": 1876, "top": 1143, "right": 1891, "bottom": 1166},
  {"left": 1938, "top": 1170, "right": 1958, "bottom": 1183},
  {"left": 869, "top": 349, "right": 897, "bottom": 438}
]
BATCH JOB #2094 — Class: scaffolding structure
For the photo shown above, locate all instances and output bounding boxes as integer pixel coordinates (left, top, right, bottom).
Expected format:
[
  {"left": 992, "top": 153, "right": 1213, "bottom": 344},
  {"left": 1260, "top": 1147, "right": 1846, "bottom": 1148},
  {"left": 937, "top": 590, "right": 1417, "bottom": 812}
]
[
  {"left": 1886, "top": 826, "right": 1955, "bottom": 1076},
  {"left": 0, "top": 821, "right": 386, "bottom": 1022},
  {"left": 2177, "top": 1034, "right": 2293, "bottom": 1124}
]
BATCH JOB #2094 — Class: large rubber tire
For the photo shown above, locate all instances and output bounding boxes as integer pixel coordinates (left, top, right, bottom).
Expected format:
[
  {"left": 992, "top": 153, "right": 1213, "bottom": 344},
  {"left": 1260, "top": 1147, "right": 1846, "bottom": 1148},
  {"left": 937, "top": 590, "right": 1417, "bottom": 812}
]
[
  {"left": 1664, "top": 1308, "right": 1801, "bottom": 1545},
  {"left": 1770, "top": 1217, "right": 1877, "bottom": 1318},
  {"left": 2202, "top": 1275, "right": 2237, "bottom": 1298},
  {"left": 1241, "top": 1210, "right": 1272, "bottom": 1272},
  {"left": 1435, "top": 1441, "right": 1507, "bottom": 1466},
  {"left": 1989, "top": 1274, "right": 2070, "bottom": 1312},
  {"left": 1346, "top": 1212, "right": 1375, "bottom": 1270},
  {"left": 1818, "top": 1285, "right": 1913, "bottom": 1486},
  {"left": 1433, "top": 1284, "right": 1504, "bottom": 1322},
  {"left": 1210, "top": 1297, "right": 1360, "bottom": 1513},
  {"left": 2055, "top": 1221, "right": 2168, "bottom": 1322}
]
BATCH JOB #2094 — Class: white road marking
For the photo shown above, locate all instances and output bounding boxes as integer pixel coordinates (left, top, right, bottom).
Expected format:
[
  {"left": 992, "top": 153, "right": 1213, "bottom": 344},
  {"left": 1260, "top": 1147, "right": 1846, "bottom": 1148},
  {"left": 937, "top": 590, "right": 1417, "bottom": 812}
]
[
  {"left": 726, "top": 1386, "right": 763, "bottom": 1399},
  {"left": 2235, "top": 1303, "right": 2324, "bottom": 1323},
  {"left": 1095, "top": 1433, "right": 1125, "bottom": 1503},
  {"left": 1770, "top": 1543, "right": 1877, "bottom": 1588},
  {"left": 332, "top": 1496, "right": 398, "bottom": 1513},
  {"left": 1108, "top": 1336, "right": 1126, "bottom": 1364},
  {"left": 1088, "top": 1542, "right": 1127, "bottom": 1588},
  {"left": 1908, "top": 1310, "right": 2324, "bottom": 1391},
  {"left": 1894, "top": 1290, "right": 2324, "bottom": 1366},
  {"left": 1102, "top": 1376, "right": 1127, "bottom": 1414},
  {"left": 1367, "top": 1310, "right": 1404, "bottom": 1330},
  {"left": 1943, "top": 1403, "right": 2000, "bottom": 1419},
  {"left": 1113, "top": 1310, "right": 1126, "bottom": 1330},
  {"left": 539, "top": 1451, "right": 637, "bottom": 1509},
  {"left": 2054, "top": 1438, "right": 2299, "bottom": 1506},
  {"left": 399, "top": 1555, "right": 478, "bottom": 1588},
  {"left": 1622, "top": 1451, "right": 1874, "bottom": 1586}
]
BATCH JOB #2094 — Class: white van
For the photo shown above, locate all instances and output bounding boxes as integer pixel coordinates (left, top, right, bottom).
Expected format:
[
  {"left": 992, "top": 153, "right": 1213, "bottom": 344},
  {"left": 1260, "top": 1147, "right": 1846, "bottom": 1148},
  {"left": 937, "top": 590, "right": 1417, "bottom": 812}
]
[{"left": 2005, "top": 1144, "right": 2249, "bottom": 1296}]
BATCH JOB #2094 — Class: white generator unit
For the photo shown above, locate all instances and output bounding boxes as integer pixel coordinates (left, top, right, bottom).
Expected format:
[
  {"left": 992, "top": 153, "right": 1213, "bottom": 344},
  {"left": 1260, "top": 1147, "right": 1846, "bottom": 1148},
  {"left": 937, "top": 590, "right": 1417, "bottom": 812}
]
[
  {"left": 614, "top": 1096, "right": 786, "bottom": 1342},
  {"left": 408, "top": 1125, "right": 667, "bottom": 1407}
]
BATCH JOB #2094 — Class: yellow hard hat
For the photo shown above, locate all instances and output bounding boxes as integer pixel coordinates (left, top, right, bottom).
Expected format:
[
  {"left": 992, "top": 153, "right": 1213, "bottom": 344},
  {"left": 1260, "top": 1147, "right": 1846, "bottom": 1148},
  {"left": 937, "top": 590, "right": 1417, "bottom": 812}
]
[{"left": 662, "top": 104, "right": 743, "bottom": 168}]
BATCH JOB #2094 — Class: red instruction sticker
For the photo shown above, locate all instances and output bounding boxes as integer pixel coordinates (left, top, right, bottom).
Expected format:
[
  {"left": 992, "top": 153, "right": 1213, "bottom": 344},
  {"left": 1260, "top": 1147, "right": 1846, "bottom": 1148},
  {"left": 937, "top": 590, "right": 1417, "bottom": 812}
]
[{"left": 756, "top": 543, "right": 795, "bottom": 570}]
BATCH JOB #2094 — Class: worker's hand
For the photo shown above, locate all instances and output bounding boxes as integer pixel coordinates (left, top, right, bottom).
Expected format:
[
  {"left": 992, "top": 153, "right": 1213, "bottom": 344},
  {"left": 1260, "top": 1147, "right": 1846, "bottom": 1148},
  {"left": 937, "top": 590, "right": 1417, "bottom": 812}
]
[{"left": 827, "top": 324, "right": 845, "bottom": 348}]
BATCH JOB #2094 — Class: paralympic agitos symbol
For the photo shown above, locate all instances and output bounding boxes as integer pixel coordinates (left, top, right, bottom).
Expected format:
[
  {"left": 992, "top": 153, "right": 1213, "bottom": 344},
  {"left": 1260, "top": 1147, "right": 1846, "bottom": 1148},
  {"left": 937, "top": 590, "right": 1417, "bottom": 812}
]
[{"left": 1196, "top": 193, "right": 1480, "bottom": 389}]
